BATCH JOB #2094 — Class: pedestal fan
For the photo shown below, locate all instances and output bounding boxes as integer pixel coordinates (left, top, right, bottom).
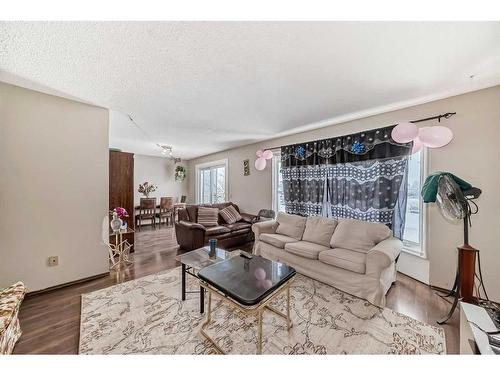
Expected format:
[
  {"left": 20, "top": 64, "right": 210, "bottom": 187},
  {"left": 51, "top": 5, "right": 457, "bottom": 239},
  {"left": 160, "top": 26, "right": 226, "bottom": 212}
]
[{"left": 434, "top": 174, "right": 485, "bottom": 324}]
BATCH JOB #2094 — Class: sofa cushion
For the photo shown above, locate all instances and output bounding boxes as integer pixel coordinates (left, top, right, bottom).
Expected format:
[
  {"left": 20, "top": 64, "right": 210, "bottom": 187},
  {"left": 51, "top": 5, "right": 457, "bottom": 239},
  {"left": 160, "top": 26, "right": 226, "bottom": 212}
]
[
  {"left": 223, "top": 221, "right": 251, "bottom": 231},
  {"left": 330, "top": 218, "right": 391, "bottom": 253},
  {"left": 319, "top": 248, "right": 367, "bottom": 274},
  {"left": 260, "top": 233, "right": 298, "bottom": 249},
  {"left": 302, "top": 216, "right": 338, "bottom": 247},
  {"left": 197, "top": 207, "right": 219, "bottom": 227},
  {"left": 204, "top": 225, "right": 231, "bottom": 236},
  {"left": 275, "top": 212, "right": 307, "bottom": 240},
  {"left": 284, "top": 241, "right": 330, "bottom": 260},
  {"left": 220, "top": 205, "right": 242, "bottom": 224}
]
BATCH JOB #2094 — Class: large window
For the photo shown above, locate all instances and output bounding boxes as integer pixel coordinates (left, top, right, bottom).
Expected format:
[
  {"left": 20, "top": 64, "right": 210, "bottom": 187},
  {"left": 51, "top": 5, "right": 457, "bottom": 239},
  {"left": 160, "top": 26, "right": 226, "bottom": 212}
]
[
  {"left": 196, "top": 159, "right": 228, "bottom": 204},
  {"left": 272, "top": 148, "right": 425, "bottom": 256},
  {"left": 402, "top": 150, "right": 426, "bottom": 257},
  {"left": 271, "top": 150, "right": 285, "bottom": 214}
]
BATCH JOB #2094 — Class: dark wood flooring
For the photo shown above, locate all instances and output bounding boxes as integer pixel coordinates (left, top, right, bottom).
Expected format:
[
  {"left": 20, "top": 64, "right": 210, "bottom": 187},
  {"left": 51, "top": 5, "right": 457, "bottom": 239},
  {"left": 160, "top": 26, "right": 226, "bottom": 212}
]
[{"left": 13, "top": 226, "right": 459, "bottom": 354}]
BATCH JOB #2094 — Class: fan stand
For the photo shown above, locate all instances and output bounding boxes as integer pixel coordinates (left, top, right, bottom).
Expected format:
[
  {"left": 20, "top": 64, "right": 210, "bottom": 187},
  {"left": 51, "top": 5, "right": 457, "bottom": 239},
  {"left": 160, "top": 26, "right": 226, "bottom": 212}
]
[{"left": 437, "top": 215, "right": 485, "bottom": 325}]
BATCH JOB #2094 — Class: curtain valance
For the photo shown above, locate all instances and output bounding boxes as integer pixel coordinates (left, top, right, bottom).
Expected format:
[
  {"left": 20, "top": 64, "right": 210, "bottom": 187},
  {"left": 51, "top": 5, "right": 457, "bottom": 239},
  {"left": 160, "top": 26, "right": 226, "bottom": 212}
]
[{"left": 281, "top": 125, "right": 411, "bottom": 168}]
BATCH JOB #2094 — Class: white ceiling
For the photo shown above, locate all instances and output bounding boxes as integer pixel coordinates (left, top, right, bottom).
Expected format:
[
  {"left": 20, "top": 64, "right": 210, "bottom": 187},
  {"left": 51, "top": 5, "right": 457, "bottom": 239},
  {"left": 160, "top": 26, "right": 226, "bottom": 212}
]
[{"left": 1, "top": 22, "right": 500, "bottom": 159}]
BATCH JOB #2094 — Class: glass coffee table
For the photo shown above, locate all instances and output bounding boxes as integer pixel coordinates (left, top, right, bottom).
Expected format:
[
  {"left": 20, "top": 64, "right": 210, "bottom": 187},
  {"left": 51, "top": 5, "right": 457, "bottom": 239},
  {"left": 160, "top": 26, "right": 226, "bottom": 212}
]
[
  {"left": 176, "top": 246, "right": 241, "bottom": 313},
  {"left": 198, "top": 254, "right": 296, "bottom": 354}
]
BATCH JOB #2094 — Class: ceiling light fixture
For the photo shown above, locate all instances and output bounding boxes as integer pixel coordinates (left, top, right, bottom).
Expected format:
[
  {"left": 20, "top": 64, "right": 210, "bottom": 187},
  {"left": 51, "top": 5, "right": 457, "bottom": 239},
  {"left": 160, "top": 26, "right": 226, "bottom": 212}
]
[{"left": 127, "top": 114, "right": 181, "bottom": 162}]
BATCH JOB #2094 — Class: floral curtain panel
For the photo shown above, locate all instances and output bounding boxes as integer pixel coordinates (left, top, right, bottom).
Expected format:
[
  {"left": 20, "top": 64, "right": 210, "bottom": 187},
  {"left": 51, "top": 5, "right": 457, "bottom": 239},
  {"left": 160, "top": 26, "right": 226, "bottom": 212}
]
[{"left": 280, "top": 125, "right": 411, "bottom": 236}]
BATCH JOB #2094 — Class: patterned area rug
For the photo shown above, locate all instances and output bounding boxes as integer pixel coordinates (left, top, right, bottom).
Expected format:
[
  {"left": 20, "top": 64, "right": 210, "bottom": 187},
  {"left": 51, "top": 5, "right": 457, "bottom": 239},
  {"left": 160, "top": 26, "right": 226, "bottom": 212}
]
[{"left": 79, "top": 267, "right": 446, "bottom": 354}]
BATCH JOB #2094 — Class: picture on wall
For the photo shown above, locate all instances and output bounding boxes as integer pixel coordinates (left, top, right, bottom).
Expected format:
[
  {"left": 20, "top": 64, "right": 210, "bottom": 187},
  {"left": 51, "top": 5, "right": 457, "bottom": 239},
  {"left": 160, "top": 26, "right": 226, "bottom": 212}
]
[{"left": 243, "top": 159, "right": 250, "bottom": 176}]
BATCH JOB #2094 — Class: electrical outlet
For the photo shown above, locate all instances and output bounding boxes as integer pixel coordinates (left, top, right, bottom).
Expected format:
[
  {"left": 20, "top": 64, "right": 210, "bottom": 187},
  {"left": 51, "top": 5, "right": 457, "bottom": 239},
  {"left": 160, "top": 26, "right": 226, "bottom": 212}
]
[{"left": 48, "top": 256, "right": 59, "bottom": 266}]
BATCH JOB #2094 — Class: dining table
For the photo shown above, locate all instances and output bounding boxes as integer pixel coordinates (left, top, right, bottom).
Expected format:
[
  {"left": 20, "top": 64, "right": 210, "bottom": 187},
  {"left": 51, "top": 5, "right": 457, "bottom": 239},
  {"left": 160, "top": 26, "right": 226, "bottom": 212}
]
[{"left": 134, "top": 202, "right": 187, "bottom": 214}]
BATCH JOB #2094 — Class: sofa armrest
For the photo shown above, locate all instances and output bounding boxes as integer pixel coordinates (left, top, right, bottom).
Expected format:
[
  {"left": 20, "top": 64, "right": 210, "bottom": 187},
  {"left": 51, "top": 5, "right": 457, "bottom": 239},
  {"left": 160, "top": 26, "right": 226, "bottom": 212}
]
[
  {"left": 175, "top": 220, "right": 206, "bottom": 251},
  {"left": 252, "top": 220, "right": 278, "bottom": 238},
  {"left": 177, "top": 220, "right": 206, "bottom": 231},
  {"left": 240, "top": 212, "right": 258, "bottom": 224},
  {"left": 365, "top": 237, "right": 402, "bottom": 278}
]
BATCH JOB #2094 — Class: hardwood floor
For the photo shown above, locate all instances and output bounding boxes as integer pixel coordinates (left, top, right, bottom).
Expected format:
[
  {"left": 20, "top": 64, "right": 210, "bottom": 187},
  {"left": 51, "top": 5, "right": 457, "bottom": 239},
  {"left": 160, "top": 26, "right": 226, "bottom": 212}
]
[{"left": 13, "top": 226, "right": 459, "bottom": 354}]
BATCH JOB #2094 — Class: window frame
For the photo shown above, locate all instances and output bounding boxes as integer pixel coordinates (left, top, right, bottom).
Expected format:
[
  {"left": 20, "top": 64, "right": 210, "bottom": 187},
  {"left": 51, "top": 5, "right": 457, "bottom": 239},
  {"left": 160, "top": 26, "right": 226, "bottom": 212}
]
[
  {"left": 271, "top": 149, "right": 283, "bottom": 215},
  {"left": 195, "top": 158, "right": 229, "bottom": 204},
  {"left": 402, "top": 148, "right": 427, "bottom": 258}
]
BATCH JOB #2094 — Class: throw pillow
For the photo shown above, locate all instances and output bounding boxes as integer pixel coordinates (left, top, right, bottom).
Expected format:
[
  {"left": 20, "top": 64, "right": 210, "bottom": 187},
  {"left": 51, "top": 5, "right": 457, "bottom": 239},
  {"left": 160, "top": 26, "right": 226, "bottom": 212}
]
[
  {"left": 220, "top": 205, "right": 242, "bottom": 224},
  {"left": 197, "top": 207, "right": 219, "bottom": 227}
]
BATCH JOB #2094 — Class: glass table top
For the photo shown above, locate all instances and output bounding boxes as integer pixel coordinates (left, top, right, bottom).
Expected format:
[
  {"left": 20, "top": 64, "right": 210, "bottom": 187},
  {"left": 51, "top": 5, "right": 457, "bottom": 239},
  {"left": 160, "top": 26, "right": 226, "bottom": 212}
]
[
  {"left": 176, "top": 246, "right": 241, "bottom": 271},
  {"left": 198, "top": 254, "right": 296, "bottom": 306}
]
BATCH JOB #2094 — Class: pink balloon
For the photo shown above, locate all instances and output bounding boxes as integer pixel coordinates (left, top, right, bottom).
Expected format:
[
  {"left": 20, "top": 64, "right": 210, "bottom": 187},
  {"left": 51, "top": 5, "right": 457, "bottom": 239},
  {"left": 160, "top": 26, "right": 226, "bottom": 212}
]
[
  {"left": 391, "top": 122, "right": 418, "bottom": 143},
  {"left": 254, "top": 267, "right": 266, "bottom": 281},
  {"left": 256, "top": 149, "right": 263, "bottom": 158},
  {"left": 262, "top": 150, "right": 273, "bottom": 160},
  {"left": 418, "top": 126, "right": 453, "bottom": 148},
  {"left": 411, "top": 136, "right": 423, "bottom": 154},
  {"left": 255, "top": 157, "right": 266, "bottom": 170}
]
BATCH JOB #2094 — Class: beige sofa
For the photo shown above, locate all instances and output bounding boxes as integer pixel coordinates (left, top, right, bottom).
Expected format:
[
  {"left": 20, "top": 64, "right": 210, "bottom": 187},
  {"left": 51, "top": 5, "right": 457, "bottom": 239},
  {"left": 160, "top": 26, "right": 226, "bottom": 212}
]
[{"left": 252, "top": 213, "right": 402, "bottom": 307}]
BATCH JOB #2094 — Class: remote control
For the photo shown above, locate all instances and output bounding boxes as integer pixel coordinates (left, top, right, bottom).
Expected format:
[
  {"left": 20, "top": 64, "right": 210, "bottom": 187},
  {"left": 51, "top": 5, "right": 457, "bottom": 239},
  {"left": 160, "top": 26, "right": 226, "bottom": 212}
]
[{"left": 240, "top": 252, "right": 252, "bottom": 259}]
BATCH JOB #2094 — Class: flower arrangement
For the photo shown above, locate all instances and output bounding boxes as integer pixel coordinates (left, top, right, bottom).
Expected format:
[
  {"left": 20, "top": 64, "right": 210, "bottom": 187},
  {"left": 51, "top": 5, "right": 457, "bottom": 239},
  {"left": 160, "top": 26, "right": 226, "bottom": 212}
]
[
  {"left": 110, "top": 207, "right": 129, "bottom": 219},
  {"left": 175, "top": 166, "right": 187, "bottom": 182},
  {"left": 138, "top": 182, "right": 157, "bottom": 198},
  {"left": 109, "top": 207, "right": 129, "bottom": 232}
]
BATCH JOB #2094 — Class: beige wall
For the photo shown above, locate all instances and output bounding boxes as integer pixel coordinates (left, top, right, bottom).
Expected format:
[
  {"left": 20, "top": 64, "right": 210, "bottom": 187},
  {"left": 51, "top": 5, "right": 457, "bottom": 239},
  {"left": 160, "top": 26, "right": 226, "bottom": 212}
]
[
  {"left": 134, "top": 154, "right": 188, "bottom": 206},
  {"left": 0, "top": 82, "right": 109, "bottom": 292},
  {"left": 188, "top": 86, "right": 500, "bottom": 301}
]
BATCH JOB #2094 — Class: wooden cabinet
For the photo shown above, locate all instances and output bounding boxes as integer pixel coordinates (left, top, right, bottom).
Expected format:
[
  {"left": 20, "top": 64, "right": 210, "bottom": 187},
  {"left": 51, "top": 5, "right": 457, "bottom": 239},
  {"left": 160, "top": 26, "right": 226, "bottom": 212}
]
[{"left": 109, "top": 150, "right": 135, "bottom": 250}]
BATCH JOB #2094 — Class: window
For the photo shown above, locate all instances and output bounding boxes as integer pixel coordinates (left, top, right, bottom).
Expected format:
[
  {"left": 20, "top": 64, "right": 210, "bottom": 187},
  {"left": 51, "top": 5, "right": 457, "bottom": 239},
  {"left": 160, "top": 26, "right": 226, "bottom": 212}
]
[
  {"left": 195, "top": 159, "right": 228, "bottom": 204},
  {"left": 272, "top": 150, "right": 285, "bottom": 214},
  {"left": 402, "top": 149, "right": 426, "bottom": 257}
]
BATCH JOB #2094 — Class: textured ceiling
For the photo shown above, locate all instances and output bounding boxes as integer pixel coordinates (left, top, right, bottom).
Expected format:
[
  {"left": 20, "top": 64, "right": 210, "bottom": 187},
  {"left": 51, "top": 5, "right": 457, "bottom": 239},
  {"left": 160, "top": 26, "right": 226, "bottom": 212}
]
[{"left": 1, "top": 22, "right": 500, "bottom": 159}]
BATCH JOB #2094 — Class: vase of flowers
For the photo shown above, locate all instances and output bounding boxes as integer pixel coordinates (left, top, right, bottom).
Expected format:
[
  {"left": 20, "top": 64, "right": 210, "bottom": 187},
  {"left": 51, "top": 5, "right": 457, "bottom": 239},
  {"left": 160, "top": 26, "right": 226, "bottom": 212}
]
[
  {"left": 110, "top": 207, "right": 129, "bottom": 232},
  {"left": 175, "top": 166, "right": 187, "bottom": 182},
  {"left": 138, "top": 182, "right": 157, "bottom": 198}
]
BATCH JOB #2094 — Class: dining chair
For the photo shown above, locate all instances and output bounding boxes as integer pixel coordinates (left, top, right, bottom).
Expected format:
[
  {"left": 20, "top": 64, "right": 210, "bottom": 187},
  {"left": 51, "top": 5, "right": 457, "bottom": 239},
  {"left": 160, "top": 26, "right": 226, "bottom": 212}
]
[
  {"left": 157, "top": 197, "right": 174, "bottom": 227},
  {"left": 135, "top": 198, "right": 157, "bottom": 231},
  {"left": 180, "top": 195, "right": 187, "bottom": 203}
]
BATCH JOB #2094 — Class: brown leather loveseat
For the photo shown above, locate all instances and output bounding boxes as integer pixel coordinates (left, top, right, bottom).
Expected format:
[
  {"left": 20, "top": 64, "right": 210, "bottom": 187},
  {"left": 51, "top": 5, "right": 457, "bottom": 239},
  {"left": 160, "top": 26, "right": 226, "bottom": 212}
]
[{"left": 175, "top": 202, "right": 257, "bottom": 251}]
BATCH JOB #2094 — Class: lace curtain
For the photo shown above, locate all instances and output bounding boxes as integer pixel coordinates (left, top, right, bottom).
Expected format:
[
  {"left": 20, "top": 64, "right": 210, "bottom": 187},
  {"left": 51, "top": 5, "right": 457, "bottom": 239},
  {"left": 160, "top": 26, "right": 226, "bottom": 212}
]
[{"left": 280, "top": 125, "right": 411, "bottom": 238}]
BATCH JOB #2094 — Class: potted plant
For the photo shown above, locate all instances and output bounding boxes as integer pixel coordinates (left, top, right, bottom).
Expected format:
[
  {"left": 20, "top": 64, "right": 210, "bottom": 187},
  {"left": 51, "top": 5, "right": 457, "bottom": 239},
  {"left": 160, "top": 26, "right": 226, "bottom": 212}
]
[{"left": 138, "top": 182, "right": 157, "bottom": 198}]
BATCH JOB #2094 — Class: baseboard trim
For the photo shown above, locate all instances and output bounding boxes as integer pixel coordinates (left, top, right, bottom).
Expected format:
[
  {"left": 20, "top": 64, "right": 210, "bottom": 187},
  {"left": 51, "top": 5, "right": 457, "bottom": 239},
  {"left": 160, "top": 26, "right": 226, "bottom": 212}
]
[
  {"left": 397, "top": 271, "right": 431, "bottom": 287},
  {"left": 26, "top": 272, "right": 110, "bottom": 297}
]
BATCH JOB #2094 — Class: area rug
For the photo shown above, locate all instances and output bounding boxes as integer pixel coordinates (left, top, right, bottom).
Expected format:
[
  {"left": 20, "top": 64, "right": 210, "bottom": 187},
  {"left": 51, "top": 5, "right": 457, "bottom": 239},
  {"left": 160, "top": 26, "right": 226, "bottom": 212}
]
[{"left": 79, "top": 267, "right": 446, "bottom": 354}]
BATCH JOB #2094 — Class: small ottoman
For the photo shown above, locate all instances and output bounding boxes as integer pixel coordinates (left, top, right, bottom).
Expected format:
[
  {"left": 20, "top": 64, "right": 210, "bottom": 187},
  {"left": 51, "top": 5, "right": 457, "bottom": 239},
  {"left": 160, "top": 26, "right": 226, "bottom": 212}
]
[{"left": 0, "top": 281, "right": 26, "bottom": 354}]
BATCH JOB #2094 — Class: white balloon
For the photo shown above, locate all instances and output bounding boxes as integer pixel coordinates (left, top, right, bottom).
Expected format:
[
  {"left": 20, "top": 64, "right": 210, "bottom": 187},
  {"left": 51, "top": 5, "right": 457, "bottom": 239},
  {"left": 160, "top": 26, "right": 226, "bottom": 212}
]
[
  {"left": 255, "top": 157, "right": 266, "bottom": 170},
  {"left": 391, "top": 122, "right": 418, "bottom": 143},
  {"left": 419, "top": 126, "right": 453, "bottom": 148}
]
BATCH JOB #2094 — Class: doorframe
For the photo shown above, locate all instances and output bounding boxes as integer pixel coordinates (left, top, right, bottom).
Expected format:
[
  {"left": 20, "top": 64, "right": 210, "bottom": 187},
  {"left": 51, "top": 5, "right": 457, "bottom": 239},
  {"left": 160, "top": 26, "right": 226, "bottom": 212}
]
[{"left": 195, "top": 158, "right": 229, "bottom": 204}]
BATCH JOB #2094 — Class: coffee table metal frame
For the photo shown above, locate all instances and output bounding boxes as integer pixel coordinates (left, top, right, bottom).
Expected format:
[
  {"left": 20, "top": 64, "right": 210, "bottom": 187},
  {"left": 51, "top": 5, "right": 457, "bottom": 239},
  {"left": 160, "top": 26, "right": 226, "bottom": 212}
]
[
  {"left": 199, "top": 275, "right": 295, "bottom": 355},
  {"left": 177, "top": 247, "right": 241, "bottom": 313}
]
